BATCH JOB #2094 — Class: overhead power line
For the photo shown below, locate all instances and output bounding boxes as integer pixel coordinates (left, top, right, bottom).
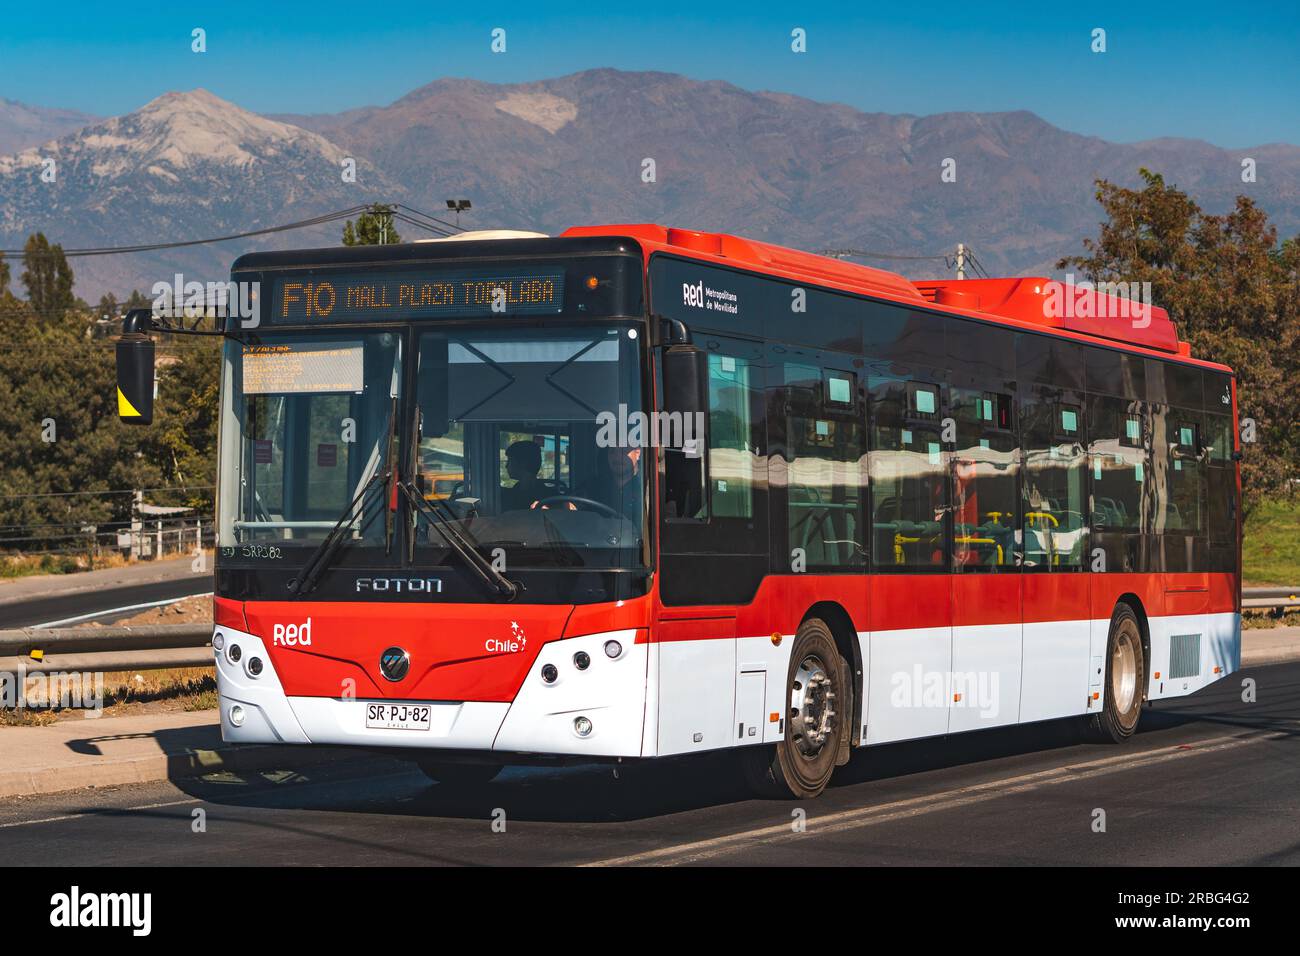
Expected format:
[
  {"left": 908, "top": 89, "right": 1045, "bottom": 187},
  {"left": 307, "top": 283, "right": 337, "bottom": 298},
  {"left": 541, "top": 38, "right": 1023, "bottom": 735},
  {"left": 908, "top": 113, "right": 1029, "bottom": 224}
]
[
  {"left": 1, "top": 202, "right": 395, "bottom": 260},
  {"left": 394, "top": 203, "right": 464, "bottom": 235},
  {"left": 821, "top": 248, "right": 953, "bottom": 262},
  {"left": 822, "top": 245, "right": 992, "bottom": 279}
]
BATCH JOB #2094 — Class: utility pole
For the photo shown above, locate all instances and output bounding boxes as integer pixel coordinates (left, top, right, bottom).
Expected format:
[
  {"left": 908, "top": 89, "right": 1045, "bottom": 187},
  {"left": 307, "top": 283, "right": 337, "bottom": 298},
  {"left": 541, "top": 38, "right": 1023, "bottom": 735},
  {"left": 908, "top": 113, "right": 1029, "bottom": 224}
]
[{"left": 956, "top": 243, "right": 966, "bottom": 280}]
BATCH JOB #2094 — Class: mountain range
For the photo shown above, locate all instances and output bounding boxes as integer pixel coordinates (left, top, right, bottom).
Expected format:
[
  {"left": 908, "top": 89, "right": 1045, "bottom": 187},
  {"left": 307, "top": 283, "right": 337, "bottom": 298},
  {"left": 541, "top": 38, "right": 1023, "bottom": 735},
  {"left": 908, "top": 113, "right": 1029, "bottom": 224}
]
[{"left": 2, "top": 69, "right": 1297, "bottom": 301}]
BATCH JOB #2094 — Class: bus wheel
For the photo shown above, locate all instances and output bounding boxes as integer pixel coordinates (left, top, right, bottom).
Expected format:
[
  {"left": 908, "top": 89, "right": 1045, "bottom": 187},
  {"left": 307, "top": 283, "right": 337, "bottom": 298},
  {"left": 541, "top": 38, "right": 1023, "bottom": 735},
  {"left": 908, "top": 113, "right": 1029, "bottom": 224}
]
[
  {"left": 1086, "top": 604, "right": 1146, "bottom": 743},
  {"left": 742, "top": 618, "right": 847, "bottom": 799},
  {"left": 416, "top": 760, "right": 502, "bottom": 785}
]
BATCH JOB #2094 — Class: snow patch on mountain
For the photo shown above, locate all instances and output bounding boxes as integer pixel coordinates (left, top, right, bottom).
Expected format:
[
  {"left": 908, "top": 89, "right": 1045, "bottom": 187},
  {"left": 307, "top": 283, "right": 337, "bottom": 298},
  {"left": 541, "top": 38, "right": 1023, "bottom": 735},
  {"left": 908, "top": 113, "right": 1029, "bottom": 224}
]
[{"left": 494, "top": 92, "right": 578, "bottom": 134}]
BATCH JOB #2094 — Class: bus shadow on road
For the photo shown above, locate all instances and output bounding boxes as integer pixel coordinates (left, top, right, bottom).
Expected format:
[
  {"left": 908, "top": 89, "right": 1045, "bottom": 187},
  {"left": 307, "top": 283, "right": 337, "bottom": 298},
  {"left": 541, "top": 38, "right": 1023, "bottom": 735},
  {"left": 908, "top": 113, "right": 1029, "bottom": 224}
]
[
  {"left": 159, "top": 720, "right": 1127, "bottom": 825},
  {"left": 162, "top": 667, "right": 1300, "bottom": 826}
]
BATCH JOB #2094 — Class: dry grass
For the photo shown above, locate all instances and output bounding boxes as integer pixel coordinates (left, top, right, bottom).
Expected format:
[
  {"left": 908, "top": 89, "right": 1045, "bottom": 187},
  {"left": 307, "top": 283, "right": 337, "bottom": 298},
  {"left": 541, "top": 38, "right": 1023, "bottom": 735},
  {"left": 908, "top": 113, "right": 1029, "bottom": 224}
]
[
  {"left": 0, "top": 550, "right": 135, "bottom": 580},
  {"left": 1, "top": 665, "right": 218, "bottom": 726},
  {"left": 1243, "top": 609, "right": 1300, "bottom": 629}
]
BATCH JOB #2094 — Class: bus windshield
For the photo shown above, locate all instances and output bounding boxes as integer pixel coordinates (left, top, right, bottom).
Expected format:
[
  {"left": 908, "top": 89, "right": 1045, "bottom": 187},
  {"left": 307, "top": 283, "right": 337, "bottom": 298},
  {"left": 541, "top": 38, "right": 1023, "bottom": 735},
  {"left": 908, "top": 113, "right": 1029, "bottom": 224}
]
[
  {"left": 216, "top": 323, "right": 648, "bottom": 573},
  {"left": 410, "top": 324, "right": 646, "bottom": 569}
]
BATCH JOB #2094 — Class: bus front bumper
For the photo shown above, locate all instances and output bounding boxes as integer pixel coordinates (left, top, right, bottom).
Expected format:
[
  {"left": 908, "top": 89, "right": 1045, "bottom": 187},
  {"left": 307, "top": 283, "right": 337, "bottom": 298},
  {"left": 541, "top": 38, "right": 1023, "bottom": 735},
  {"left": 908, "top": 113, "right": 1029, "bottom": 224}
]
[{"left": 213, "top": 626, "right": 649, "bottom": 758}]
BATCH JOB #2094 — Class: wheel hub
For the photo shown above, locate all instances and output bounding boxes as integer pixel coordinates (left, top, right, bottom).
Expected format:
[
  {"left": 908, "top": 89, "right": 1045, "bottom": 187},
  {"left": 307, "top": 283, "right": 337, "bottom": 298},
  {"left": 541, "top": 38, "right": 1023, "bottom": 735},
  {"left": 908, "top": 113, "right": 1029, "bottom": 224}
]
[
  {"left": 1112, "top": 628, "right": 1138, "bottom": 713},
  {"left": 790, "top": 654, "right": 836, "bottom": 757}
]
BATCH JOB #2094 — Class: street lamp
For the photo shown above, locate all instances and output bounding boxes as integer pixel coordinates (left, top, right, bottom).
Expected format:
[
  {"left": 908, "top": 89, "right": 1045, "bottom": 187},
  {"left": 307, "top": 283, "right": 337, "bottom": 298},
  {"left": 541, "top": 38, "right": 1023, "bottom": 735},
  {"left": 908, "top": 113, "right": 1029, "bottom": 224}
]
[{"left": 445, "top": 199, "right": 471, "bottom": 228}]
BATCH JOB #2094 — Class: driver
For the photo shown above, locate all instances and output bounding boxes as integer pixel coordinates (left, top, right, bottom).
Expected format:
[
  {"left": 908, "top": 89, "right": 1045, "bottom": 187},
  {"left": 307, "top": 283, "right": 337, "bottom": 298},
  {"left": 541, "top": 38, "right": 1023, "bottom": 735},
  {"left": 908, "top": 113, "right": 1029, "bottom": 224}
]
[{"left": 500, "top": 440, "right": 549, "bottom": 511}]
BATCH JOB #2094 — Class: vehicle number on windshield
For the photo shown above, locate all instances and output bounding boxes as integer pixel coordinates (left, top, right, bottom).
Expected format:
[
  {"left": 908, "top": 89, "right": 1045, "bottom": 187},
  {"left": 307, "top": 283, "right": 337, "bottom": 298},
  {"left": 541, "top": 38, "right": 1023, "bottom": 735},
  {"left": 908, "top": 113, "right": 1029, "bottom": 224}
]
[{"left": 365, "top": 703, "right": 432, "bottom": 731}]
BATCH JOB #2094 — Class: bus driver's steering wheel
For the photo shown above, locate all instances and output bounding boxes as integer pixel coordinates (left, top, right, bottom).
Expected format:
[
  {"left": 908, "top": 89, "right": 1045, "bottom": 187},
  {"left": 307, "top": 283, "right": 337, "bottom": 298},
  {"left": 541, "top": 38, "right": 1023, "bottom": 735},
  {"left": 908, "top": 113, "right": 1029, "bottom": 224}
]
[{"left": 533, "top": 495, "right": 622, "bottom": 519}]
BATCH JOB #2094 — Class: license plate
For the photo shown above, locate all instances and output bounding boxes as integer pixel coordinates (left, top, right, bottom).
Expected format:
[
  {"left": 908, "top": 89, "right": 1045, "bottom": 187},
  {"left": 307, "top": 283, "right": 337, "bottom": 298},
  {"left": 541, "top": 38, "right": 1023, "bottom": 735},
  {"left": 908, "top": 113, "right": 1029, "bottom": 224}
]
[{"left": 365, "top": 703, "right": 432, "bottom": 731}]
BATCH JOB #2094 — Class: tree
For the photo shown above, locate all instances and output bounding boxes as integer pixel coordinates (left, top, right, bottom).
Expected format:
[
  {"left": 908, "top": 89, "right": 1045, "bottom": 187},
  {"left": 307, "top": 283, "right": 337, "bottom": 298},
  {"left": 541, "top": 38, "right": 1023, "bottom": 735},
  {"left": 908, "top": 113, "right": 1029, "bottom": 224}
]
[
  {"left": 96, "top": 293, "right": 119, "bottom": 321},
  {"left": 20, "top": 232, "right": 76, "bottom": 321},
  {"left": 0, "top": 249, "right": 222, "bottom": 551},
  {"left": 1060, "top": 169, "right": 1300, "bottom": 511},
  {"left": 124, "top": 289, "right": 151, "bottom": 310},
  {"left": 342, "top": 204, "right": 401, "bottom": 246},
  {"left": 145, "top": 344, "right": 221, "bottom": 510}
]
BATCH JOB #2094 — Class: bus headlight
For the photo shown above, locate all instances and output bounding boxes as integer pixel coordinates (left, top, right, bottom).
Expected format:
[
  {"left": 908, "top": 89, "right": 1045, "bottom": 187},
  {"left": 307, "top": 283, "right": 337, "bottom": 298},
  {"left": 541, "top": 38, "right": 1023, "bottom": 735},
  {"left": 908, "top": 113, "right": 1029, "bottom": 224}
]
[
  {"left": 604, "top": 640, "right": 623, "bottom": 659},
  {"left": 229, "top": 704, "right": 245, "bottom": 727},
  {"left": 573, "top": 716, "right": 593, "bottom": 737}
]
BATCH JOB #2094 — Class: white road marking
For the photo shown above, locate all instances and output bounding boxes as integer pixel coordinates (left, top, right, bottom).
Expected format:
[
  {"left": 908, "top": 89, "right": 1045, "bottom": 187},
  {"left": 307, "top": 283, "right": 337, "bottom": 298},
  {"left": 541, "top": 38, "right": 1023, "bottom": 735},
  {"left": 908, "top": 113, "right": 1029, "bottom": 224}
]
[
  {"left": 0, "top": 797, "right": 200, "bottom": 830},
  {"left": 584, "top": 732, "right": 1284, "bottom": 866},
  {"left": 34, "top": 592, "right": 213, "bottom": 629},
  {"left": 0, "top": 769, "right": 415, "bottom": 830}
]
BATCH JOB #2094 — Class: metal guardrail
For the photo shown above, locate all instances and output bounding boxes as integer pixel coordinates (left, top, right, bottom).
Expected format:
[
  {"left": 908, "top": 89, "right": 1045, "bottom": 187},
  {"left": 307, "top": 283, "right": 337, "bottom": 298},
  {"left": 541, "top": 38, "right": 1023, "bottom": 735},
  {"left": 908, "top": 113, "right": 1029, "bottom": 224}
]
[
  {"left": 1241, "top": 587, "right": 1300, "bottom": 615},
  {"left": 0, "top": 624, "right": 213, "bottom": 674}
]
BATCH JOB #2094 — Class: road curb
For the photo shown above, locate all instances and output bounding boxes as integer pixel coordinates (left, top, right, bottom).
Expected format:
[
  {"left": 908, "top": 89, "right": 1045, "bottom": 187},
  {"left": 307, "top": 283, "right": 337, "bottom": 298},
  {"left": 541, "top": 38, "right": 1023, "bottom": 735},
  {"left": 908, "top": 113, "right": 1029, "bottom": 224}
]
[
  {"left": 0, "top": 726, "right": 354, "bottom": 801},
  {"left": 1240, "top": 626, "right": 1300, "bottom": 669}
]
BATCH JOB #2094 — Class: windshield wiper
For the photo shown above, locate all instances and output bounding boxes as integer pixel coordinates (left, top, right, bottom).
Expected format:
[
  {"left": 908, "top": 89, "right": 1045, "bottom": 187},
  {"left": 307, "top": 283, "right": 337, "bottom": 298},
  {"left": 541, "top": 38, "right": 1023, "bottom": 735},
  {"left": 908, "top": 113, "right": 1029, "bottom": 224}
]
[
  {"left": 399, "top": 481, "right": 519, "bottom": 599},
  {"left": 288, "top": 470, "right": 389, "bottom": 596},
  {"left": 289, "top": 395, "right": 398, "bottom": 596}
]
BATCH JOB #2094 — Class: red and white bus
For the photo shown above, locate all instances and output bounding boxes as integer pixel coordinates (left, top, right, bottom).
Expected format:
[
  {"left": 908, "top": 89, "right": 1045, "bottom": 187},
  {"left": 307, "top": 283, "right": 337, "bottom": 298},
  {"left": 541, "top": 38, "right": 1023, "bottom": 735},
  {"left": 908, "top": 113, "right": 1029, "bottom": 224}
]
[{"left": 118, "top": 224, "right": 1242, "bottom": 798}]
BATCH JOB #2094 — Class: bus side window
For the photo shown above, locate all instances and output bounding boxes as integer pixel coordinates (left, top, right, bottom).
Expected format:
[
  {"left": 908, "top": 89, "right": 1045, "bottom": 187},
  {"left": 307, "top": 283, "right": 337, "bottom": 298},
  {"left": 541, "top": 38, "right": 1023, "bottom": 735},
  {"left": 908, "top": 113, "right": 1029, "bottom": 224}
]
[
  {"left": 704, "top": 351, "right": 757, "bottom": 520},
  {"left": 1204, "top": 412, "right": 1235, "bottom": 554},
  {"left": 1020, "top": 389, "right": 1086, "bottom": 569},
  {"left": 950, "top": 387, "right": 1018, "bottom": 569},
  {"left": 1165, "top": 416, "right": 1204, "bottom": 535},
  {"left": 868, "top": 374, "right": 947, "bottom": 570},
  {"left": 782, "top": 362, "right": 866, "bottom": 571},
  {"left": 662, "top": 338, "right": 767, "bottom": 553}
]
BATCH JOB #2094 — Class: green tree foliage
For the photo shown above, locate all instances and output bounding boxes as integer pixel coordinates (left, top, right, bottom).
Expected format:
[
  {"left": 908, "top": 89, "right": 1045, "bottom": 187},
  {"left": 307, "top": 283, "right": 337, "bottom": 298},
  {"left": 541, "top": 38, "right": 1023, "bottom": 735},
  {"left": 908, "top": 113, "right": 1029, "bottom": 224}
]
[
  {"left": 0, "top": 238, "right": 218, "bottom": 551},
  {"left": 147, "top": 342, "right": 221, "bottom": 510},
  {"left": 20, "top": 233, "right": 75, "bottom": 321},
  {"left": 124, "top": 289, "right": 151, "bottom": 310},
  {"left": 1059, "top": 169, "right": 1300, "bottom": 513},
  {"left": 96, "top": 293, "right": 119, "bottom": 320},
  {"left": 342, "top": 204, "right": 401, "bottom": 246}
]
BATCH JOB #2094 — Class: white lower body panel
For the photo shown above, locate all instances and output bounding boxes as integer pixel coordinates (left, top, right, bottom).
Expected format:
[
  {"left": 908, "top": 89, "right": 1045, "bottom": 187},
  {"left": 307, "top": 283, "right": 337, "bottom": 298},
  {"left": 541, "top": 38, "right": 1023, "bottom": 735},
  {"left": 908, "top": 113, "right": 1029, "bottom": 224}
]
[{"left": 212, "top": 610, "right": 1240, "bottom": 760}]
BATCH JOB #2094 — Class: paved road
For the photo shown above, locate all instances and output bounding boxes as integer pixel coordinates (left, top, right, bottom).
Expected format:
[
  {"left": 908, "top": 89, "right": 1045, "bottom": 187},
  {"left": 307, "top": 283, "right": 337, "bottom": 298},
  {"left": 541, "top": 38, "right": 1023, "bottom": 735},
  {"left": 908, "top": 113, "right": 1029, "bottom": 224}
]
[
  {"left": 0, "top": 558, "right": 210, "bottom": 629},
  {"left": 3, "top": 660, "right": 1295, "bottom": 866}
]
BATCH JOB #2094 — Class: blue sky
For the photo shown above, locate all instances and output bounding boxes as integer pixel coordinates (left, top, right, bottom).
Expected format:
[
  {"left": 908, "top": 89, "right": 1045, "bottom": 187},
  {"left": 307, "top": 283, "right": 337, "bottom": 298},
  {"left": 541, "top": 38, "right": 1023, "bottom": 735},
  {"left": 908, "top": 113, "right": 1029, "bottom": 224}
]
[{"left": 2, "top": 0, "right": 1297, "bottom": 146}]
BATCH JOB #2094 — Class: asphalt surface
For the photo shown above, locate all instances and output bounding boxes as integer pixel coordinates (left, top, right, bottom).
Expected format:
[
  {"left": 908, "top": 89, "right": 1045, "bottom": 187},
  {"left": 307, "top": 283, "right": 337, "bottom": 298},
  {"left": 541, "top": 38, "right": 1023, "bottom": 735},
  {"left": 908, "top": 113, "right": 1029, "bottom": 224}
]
[
  {"left": 3, "top": 659, "right": 1295, "bottom": 866},
  {"left": 0, "top": 567, "right": 210, "bottom": 629}
]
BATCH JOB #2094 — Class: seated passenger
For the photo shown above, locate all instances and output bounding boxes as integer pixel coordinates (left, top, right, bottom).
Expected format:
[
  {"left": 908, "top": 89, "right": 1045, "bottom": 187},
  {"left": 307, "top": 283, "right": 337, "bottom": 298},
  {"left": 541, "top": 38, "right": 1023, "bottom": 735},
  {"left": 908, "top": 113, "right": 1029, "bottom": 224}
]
[{"left": 500, "top": 440, "right": 548, "bottom": 511}]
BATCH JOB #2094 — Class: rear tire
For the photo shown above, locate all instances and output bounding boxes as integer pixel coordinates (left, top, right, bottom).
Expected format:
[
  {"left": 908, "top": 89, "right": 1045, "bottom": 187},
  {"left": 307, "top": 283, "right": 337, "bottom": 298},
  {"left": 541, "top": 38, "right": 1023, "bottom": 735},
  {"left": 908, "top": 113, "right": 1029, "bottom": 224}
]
[
  {"left": 416, "top": 760, "right": 502, "bottom": 785},
  {"left": 1086, "top": 604, "right": 1146, "bottom": 743},
  {"left": 742, "top": 618, "right": 848, "bottom": 799}
]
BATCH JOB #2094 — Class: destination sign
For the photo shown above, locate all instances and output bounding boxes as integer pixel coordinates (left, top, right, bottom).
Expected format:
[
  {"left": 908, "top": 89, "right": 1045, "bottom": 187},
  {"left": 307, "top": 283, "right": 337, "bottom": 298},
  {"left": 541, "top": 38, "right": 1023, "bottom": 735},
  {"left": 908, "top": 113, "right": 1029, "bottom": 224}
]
[
  {"left": 269, "top": 269, "right": 565, "bottom": 324},
  {"left": 242, "top": 342, "right": 364, "bottom": 395}
]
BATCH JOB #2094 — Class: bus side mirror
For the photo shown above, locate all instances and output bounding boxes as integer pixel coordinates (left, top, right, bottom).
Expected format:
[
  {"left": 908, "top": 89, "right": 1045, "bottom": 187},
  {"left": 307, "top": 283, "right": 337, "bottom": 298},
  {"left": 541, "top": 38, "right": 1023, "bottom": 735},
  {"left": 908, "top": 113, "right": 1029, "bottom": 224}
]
[
  {"left": 662, "top": 344, "right": 708, "bottom": 519},
  {"left": 116, "top": 320, "right": 155, "bottom": 425}
]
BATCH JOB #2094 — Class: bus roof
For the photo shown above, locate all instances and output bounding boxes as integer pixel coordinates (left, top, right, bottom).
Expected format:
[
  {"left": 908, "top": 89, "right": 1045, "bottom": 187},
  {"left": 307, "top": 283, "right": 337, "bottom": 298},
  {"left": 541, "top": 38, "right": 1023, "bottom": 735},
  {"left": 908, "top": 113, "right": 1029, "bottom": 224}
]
[{"left": 560, "top": 223, "right": 1220, "bottom": 370}]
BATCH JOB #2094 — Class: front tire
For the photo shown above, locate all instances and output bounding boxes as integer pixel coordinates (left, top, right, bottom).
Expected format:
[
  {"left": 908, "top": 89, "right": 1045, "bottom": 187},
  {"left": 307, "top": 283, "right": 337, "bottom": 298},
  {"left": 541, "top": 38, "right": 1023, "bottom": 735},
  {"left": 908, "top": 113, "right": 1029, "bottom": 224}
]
[
  {"left": 1086, "top": 604, "right": 1146, "bottom": 743},
  {"left": 742, "top": 618, "right": 848, "bottom": 799}
]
